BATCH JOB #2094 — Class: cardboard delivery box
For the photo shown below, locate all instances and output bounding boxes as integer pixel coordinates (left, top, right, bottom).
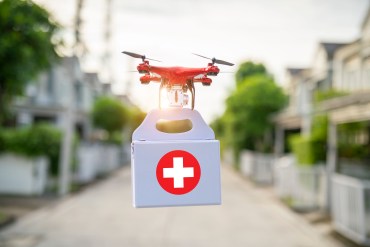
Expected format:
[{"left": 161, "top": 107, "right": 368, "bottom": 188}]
[{"left": 131, "top": 108, "right": 221, "bottom": 208}]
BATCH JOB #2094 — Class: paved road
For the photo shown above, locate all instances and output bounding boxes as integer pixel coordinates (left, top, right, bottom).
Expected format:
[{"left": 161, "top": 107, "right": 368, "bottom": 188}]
[{"left": 0, "top": 165, "right": 341, "bottom": 247}]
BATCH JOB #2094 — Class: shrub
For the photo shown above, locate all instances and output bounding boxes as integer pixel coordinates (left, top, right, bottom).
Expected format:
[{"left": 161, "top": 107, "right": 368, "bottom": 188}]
[
  {"left": 0, "top": 124, "right": 64, "bottom": 175},
  {"left": 314, "top": 89, "right": 348, "bottom": 104},
  {"left": 289, "top": 134, "right": 326, "bottom": 165},
  {"left": 337, "top": 121, "right": 370, "bottom": 160},
  {"left": 289, "top": 115, "right": 328, "bottom": 166}
]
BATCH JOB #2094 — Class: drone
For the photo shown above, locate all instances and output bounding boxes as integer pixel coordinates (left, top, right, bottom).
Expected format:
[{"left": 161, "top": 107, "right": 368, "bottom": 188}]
[{"left": 122, "top": 51, "right": 234, "bottom": 109}]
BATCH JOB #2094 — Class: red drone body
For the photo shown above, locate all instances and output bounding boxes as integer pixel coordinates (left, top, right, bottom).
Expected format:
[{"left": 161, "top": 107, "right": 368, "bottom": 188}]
[
  {"left": 122, "top": 51, "right": 233, "bottom": 109},
  {"left": 137, "top": 61, "right": 218, "bottom": 86}
]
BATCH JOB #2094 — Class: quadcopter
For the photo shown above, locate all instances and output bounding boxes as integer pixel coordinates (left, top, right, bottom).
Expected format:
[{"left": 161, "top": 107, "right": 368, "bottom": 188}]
[{"left": 122, "top": 51, "right": 234, "bottom": 109}]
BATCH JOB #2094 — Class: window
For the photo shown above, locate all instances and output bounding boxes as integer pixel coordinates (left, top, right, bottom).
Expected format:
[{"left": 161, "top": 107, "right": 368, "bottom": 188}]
[{"left": 74, "top": 81, "right": 83, "bottom": 107}]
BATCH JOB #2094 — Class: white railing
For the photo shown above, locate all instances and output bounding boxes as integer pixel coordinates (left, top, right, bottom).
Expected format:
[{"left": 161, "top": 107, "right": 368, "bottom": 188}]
[
  {"left": 332, "top": 174, "right": 370, "bottom": 246},
  {"left": 223, "top": 149, "right": 234, "bottom": 167},
  {"left": 240, "top": 151, "right": 275, "bottom": 184},
  {"left": 0, "top": 154, "right": 48, "bottom": 195},
  {"left": 274, "top": 155, "right": 295, "bottom": 198},
  {"left": 274, "top": 156, "right": 327, "bottom": 210},
  {"left": 292, "top": 165, "right": 327, "bottom": 210},
  {"left": 252, "top": 153, "right": 275, "bottom": 184},
  {"left": 240, "top": 150, "right": 253, "bottom": 177},
  {"left": 77, "top": 143, "right": 122, "bottom": 183}
]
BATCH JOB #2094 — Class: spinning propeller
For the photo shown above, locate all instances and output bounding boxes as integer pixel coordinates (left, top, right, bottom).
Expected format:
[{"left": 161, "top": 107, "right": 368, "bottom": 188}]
[
  {"left": 122, "top": 51, "right": 162, "bottom": 62},
  {"left": 192, "top": 53, "right": 234, "bottom": 66}
]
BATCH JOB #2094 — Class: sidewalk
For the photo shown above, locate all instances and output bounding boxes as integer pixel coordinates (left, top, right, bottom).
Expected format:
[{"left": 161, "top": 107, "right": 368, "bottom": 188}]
[{"left": 0, "top": 165, "right": 344, "bottom": 247}]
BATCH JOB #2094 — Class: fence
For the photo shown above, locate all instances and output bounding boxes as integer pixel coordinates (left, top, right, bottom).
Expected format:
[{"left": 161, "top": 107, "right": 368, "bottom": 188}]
[
  {"left": 223, "top": 149, "right": 234, "bottom": 167},
  {"left": 0, "top": 154, "right": 48, "bottom": 195},
  {"left": 77, "top": 143, "right": 122, "bottom": 183},
  {"left": 274, "top": 156, "right": 327, "bottom": 211},
  {"left": 240, "top": 151, "right": 275, "bottom": 184},
  {"left": 240, "top": 150, "right": 253, "bottom": 176},
  {"left": 274, "top": 155, "right": 295, "bottom": 198},
  {"left": 332, "top": 174, "right": 370, "bottom": 246}
]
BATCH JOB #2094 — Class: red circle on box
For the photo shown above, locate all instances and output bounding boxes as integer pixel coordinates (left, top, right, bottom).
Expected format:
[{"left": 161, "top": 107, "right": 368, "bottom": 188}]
[{"left": 156, "top": 150, "right": 201, "bottom": 195}]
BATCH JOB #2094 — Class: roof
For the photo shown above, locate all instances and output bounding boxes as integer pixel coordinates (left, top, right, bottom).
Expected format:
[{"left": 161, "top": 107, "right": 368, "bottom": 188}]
[
  {"left": 361, "top": 5, "right": 370, "bottom": 30},
  {"left": 320, "top": 42, "right": 347, "bottom": 59},
  {"left": 84, "top": 72, "right": 100, "bottom": 85},
  {"left": 286, "top": 68, "right": 308, "bottom": 76},
  {"left": 318, "top": 91, "right": 370, "bottom": 112}
]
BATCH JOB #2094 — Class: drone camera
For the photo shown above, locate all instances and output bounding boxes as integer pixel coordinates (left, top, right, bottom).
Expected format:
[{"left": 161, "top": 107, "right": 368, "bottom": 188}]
[{"left": 166, "top": 85, "right": 189, "bottom": 107}]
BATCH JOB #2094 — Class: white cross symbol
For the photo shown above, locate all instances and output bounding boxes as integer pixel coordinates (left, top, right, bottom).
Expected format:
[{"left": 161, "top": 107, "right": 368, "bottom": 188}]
[{"left": 163, "top": 157, "right": 194, "bottom": 188}]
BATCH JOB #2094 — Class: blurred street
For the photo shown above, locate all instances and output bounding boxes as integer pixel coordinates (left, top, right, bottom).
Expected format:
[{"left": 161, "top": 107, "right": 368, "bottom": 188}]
[
  {"left": 0, "top": 165, "right": 342, "bottom": 247},
  {"left": 1, "top": 1, "right": 370, "bottom": 246}
]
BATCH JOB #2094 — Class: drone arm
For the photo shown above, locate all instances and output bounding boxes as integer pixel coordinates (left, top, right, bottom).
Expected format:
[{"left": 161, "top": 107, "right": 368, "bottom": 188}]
[
  {"left": 140, "top": 74, "right": 161, "bottom": 84},
  {"left": 193, "top": 77, "right": 212, "bottom": 85}
]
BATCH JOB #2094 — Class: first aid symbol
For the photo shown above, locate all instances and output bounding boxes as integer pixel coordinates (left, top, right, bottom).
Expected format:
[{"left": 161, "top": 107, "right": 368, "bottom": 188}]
[{"left": 156, "top": 150, "right": 201, "bottom": 195}]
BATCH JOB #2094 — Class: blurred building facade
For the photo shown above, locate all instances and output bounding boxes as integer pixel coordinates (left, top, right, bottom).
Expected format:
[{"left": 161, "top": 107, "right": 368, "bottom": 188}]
[
  {"left": 12, "top": 56, "right": 114, "bottom": 139},
  {"left": 275, "top": 11, "right": 370, "bottom": 155},
  {"left": 273, "top": 8, "right": 370, "bottom": 246}
]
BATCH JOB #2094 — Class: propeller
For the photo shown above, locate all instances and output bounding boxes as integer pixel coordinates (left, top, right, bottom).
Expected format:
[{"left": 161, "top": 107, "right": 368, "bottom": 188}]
[
  {"left": 122, "top": 51, "right": 161, "bottom": 62},
  {"left": 192, "top": 53, "right": 234, "bottom": 66}
]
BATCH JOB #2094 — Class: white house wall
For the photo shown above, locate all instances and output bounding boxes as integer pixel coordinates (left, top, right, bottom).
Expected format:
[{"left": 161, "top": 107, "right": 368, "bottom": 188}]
[
  {"left": 361, "top": 11, "right": 370, "bottom": 42},
  {"left": 343, "top": 57, "right": 362, "bottom": 91},
  {"left": 15, "top": 56, "right": 101, "bottom": 137},
  {"left": 311, "top": 46, "right": 328, "bottom": 81}
]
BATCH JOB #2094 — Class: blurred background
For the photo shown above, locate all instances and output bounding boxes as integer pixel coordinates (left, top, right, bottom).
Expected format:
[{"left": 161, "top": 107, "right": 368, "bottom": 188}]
[{"left": 0, "top": 0, "right": 370, "bottom": 246}]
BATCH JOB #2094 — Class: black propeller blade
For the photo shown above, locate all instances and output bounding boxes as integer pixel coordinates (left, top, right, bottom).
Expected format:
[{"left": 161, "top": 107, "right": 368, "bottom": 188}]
[
  {"left": 192, "top": 53, "right": 234, "bottom": 66},
  {"left": 122, "top": 51, "right": 161, "bottom": 62}
]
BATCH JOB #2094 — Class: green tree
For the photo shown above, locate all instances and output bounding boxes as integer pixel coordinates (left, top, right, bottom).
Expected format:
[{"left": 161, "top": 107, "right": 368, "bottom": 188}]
[
  {"left": 226, "top": 75, "right": 287, "bottom": 152},
  {"left": 92, "top": 97, "right": 130, "bottom": 138},
  {"left": 0, "top": 0, "right": 60, "bottom": 123},
  {"left": 235, "top": 61, "right": 267, "bottom": 86},
  {"left": 129, "top": 107, "right": 146, "bottom": 132}
]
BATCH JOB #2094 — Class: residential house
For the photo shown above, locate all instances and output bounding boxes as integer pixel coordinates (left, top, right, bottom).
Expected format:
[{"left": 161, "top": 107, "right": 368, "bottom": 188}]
[
  {"left": 274, "top": 42, "right": 344, "bottom": 155},
  {"left": 12, "top": 56, "right": 105, "bottom": 139},
  {"left": 273, "top": 7, "right": 370, "bottom": 245}
]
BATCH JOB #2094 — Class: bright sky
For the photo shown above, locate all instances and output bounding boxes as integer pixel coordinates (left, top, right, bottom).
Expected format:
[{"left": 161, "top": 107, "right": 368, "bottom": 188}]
[{"left": 34, "top": 0, "right": 368, "bottom": 122}]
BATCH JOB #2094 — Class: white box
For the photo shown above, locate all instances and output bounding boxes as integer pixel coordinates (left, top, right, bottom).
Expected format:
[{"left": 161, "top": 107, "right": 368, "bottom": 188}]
[{"left": 131, "top": 108, "right": 221, "bottom": 208}]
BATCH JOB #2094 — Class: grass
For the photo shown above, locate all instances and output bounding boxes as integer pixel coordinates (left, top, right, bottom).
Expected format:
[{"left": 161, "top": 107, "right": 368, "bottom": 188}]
[
  {"left": 0, "top": 211, "right": 8, "bottom": 224},
  {"left": 281, "top": 197, "right": 294, "bottom": 207}
]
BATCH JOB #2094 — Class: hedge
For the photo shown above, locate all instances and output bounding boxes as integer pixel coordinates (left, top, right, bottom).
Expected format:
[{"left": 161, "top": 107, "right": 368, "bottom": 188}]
[{"left": 0, "top": 124, "right": 64, "bottom": 175}]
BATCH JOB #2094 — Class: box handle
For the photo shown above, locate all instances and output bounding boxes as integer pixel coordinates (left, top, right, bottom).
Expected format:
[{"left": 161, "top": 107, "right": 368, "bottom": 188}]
[{"left": 132, "top": 108, "right": 215, "bottom": 141}]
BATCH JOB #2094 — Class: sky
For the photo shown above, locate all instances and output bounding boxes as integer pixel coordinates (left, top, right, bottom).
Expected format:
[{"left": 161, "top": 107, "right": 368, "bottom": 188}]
[{"left": 34, "top": 0, "right": 369, "bottom": 122}]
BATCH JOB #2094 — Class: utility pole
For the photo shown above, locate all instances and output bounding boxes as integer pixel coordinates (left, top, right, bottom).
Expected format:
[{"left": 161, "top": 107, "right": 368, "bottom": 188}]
[
  {"left": 74, "top": 0, "right": 85, "bottom": 56},
  {"left": 125, "top": 58, "right": 134, "bottom": 96},
  {"left": 58, "top": 0, "right": 84, "bottom": 196},
  {"left": 101, "top": 0, "right": 113, "bottom": 85}
]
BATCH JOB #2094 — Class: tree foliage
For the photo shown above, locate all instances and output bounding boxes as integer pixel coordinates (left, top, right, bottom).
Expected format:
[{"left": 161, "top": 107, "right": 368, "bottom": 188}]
[
  {"left": 92, "top": 97, "right": 130, "bottom": 136},
  {"left": 129, "top": 107, "right": 146, "bottom": 132},
  {"left": 226, "top": 75, "right": 287, "bottom": 152},
  {"left": 0, "top": 0, "right": 60, "bottom": 123},
  {"left": 213, "top": 61, "right": 287, "bottom": 156},
  {"left": 235, "top": 61, "right": 267, "bottom": 86}
]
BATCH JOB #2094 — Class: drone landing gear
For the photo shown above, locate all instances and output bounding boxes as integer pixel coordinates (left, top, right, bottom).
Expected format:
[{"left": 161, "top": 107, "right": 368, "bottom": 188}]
[{"left": 188, "top": 82, "right": 195, "bottom": 110}]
